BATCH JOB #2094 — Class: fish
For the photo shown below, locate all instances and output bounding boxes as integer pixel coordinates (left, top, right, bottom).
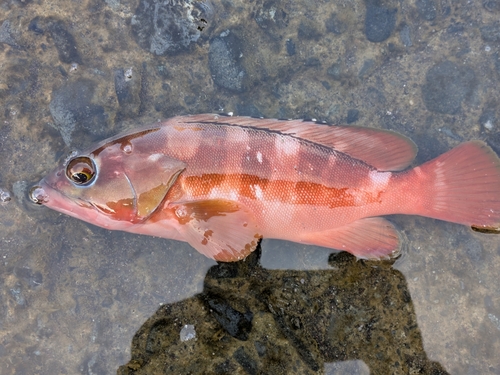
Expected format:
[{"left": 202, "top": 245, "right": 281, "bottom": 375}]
[{"left": 30, "top": 114, "right": 500, "bottom": 262}]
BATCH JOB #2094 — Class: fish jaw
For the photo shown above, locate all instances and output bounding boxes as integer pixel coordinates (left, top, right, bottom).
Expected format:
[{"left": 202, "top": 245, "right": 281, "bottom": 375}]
[{"left": 30, "top": 179, "right": 137, "bottom": 232}]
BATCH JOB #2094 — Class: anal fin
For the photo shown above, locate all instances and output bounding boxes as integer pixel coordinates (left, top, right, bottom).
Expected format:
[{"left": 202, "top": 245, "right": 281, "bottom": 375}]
[
  {"left": 169, "top": 199, "right": 262, "bottom": 262},
  {"left": 300, "top": 217, "right": 400, "bottom": 260}
]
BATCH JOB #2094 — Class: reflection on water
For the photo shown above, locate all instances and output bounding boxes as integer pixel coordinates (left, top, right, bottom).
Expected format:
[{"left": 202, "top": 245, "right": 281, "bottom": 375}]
[
  {"left": 118, "top": 247, "right": 448, "bottom": 374},
  {"left": 1, "top": 0, "right": 500, "bottom": 373}
]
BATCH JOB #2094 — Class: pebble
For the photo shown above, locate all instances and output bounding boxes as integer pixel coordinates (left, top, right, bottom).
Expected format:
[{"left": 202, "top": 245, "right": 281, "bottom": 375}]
[
  {"left": 364, "top": 3, "right": 397, "bottom": 43},
  {"left": 421, "top": 61, "right": 476, "bottom": 114},
  {"left": 208, "top": 31, "right": 246, "bottom": 92}
]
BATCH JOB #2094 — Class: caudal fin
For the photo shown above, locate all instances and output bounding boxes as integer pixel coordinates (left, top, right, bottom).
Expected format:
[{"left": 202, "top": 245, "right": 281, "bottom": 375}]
[{"left": 414, "top": 141, "right": 500, "bottom": 230}]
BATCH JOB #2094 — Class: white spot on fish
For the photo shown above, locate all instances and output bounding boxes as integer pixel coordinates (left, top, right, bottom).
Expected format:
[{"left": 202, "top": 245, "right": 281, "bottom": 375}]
[
  {"left": 253, "top": 185, "right": 263, "bottom": 200},
  {"left": 228, "top": 190, "right": 239, "bottom": 201},
  {"left": 208, "top": 187, "right": 220, "bottom": 199},
  {"left": 148, "top": 153, "right": 163, "bottom": 162},
  {"left": 368, "top": 170, "right": 391, "bottom": 188},
  {"left": 256, "top": 151, "right": 263, "bottom": 164}
]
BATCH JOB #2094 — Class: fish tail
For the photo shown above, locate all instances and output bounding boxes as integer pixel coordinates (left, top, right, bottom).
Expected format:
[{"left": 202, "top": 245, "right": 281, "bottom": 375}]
[{"left": 405, "top": 141, "right": 500, "bottom": 231}]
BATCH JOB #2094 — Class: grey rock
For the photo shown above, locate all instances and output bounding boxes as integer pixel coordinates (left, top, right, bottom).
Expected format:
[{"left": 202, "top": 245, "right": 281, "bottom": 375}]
[
  {"left": 421, "top": 61, "right": 476, "bottom": 114},
  {"left": 364, "top": 3, "right": 397, "bottom": 43}
]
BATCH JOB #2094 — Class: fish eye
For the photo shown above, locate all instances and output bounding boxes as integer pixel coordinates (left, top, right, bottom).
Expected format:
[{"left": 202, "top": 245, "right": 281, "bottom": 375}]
[{"left": 66, "top": 157, "right": 96, "bottom": 186}]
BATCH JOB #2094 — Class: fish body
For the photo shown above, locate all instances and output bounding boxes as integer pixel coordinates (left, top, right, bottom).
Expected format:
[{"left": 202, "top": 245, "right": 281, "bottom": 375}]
[{"left": 31, "top": 114, "right": 500, "bottom": 261}]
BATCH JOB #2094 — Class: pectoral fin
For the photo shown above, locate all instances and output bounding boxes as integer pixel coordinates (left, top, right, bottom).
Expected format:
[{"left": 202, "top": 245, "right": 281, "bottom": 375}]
[
  {"left": 300, "top": 217, "right": 400, "bottom": 260},
  {"left": 170, "top": 199, "right": 262, "bottom": 262}
]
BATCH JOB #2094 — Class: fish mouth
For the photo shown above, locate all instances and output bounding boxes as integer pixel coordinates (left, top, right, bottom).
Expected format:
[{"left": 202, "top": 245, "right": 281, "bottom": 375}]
[
  {"left": 29, "top": 184, "right": 50, "bottom": 205},
  {"left": 29, "top": 180, "right": 97, "bottom": 222}
]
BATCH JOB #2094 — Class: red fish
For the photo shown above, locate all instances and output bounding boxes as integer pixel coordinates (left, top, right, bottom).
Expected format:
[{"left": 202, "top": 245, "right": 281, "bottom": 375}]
[{"left": 30, "top": 114, "right": 500, "bottom": 261}]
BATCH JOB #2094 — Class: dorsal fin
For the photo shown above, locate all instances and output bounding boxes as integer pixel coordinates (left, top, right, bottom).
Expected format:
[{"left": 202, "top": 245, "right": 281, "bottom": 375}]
[{"left": 180, "top": 114, "right": 418, "bottom": 171}]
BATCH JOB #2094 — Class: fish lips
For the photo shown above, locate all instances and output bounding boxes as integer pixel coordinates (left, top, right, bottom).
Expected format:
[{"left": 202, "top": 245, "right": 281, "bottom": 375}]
[{"left": 29, "top": 179, "right": 136, "bottom": 231}]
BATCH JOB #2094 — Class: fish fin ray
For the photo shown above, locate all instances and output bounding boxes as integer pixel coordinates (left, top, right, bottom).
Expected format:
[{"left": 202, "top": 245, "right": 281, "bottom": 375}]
[
  {"left": 413, "top": 141, "right": 500, "bottom": 228},
  {"left": 300, "top": 217, "right": 400, "bottom": 260},
  {"left": 169, "top": 199, "right": 262, "bottom": 262},
  {"left": 181, "top": 114, "right": 417, "bottom": 171}
]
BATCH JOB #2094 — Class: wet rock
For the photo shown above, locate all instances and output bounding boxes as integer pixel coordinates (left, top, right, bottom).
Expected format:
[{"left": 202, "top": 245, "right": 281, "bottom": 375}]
[
  {"left": 254, "top": 0, "right": 288, "bottom": 30},
  {"left": 233, "top": 347, "right": 258, "bottom": 375},
  {"left": 208, "top": 31, "right": 246, "bottom": 92},
  {"left": 465, "top": 239, "right": 484, "bottom": 263},
  {"left": 479, "top": 107, "right": 496, "bottom": 131},
  {"left": 236, "top": 103, "right": 263, "bottom": 118},
  {"left": 114, "top": 68, "right": 134, "bottom": 106},
  {"left": 494, "top": 52, "right": 500, "bottom": 77},
  {"left": 28, "top": 17, "right": 44, "bottom": 35},
  {"left": 421, "top": 61, "right": 476, "bottom": 114},
  {"left": 325, "top": 12, "right": 346, "bottom": 35},
  {"left": 0, "top": 20, "right": 20, "bottom": 48},
  {"left": 285, "top": 38, "right": 295, "bottom": 56},
  {"left": 480, "top": 21, "right": 500, "bottom": 43},
  {"left": 49, "top": 80, "right": 108, "bottom": 146},
  {"left": 205, "top": 293, "right": 253, "bottom": 340},
  {"left": 12, "top": 181, "right": 28, "bottom": 202},
  {"left": 400, "top": 24, "right": 413, "bottom": 47},
  {"left": 346, "top": 109, "right": 360, "bottom": 124},
  {"left": 297, "top": 20, "right": 322, "bottom": 40},
  {"left": 131, "top": 0, "right": 213, "bottom": 55},
  {"left": 327, "top": 62, "right": 342, "bottom": 80},
  {"left": 416, "top": 0, "right": 437, "bottom": 21},
  {"left": 483, "top": 0, "right": 500, "bottom": 12},
  {"left": 47, "top": 20, "right": 82, "bottom": 64},
  {"left": 14, "top": 267, "right": 43, "bottom": 288},
  {"left": 364, "top": 2, "right": 397, "bottom": 43}
]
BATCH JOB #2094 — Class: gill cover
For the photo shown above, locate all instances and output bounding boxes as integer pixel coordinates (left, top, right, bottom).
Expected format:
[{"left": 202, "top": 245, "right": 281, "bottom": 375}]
[{"left": 67, "top": 141, "right": 186, "bottom": 223}]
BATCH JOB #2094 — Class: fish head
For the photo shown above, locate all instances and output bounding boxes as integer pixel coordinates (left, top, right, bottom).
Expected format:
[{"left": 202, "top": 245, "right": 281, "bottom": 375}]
[{"left": 30, "top": 131, "right": 186, "bottom": 230}]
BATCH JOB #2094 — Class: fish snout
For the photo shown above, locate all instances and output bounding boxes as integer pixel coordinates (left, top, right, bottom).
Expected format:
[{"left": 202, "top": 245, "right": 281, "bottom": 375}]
[{"left": 29, "top": 185, "right": 49, "bottom": 205}]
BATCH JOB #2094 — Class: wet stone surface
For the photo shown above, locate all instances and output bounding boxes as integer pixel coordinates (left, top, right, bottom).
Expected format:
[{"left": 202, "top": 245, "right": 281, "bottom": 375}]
[
  {"left": 117, "top": 250, "right": 449, "bottom": 375},
  {"left": 0, "top": 0, "right": 500, "bottom": 374}
]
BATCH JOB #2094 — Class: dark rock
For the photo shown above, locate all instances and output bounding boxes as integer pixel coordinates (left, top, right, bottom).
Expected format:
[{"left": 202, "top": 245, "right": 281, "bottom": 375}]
[
  {"left": 321, "top": 80, "right": 331, "bottom": 90},
  {"left": 208, "top": 31, "right": 246, "bottom": 92},
  {"left": 346, "top": 109, "right": 360, "bottom": 123},
  {"left": 465, "top": 240, "right": 483, "bottom": 263},
  {"left": 447, "top": 22, "right": 465, "bottom": 34},
  {"left": 233, "top": 347, "right": 258, "bottom": 375},
  {"left": 480, "top": 21, "right": 500, "bottom": 42},
  {"left": 28, "top": 17, "right": 44, "bottom": 34},
  {"left": 400, "top": 24, "right": 412, "bottom": 47},
  {"left": 494, "top": 52, "right": 500, "bottom": 76},
  {"left": 416, "top": 0, "right": 437, "bottom": 21},
  {"left": 49, "top": 80, "right": 108, "bottom": 146},
  {"left": 254, "top": 0, "right": 288, "bottom": 30},
  {"left": 305, "top": 57, "right": 321, "bottom": 67},
  {"left": 297, "top": 20, "right": 322, "bottom": 40},
  {"left": 0, "top": 20, "right": 20, "bottom": 48},
  {"left": 325, "top": 12, "right": 346, "bottom": 34},
  {"left": 236, "top": 103, "right": 264, "bottom": 118},
  {"left": 285, "top": 38, "right": 295, "bottom": 56},
  {"left": 48, "top": 20, "right": 82, "bottom": 64},
  {"left": 327, "top": 62, "right": 342, "bottom": 80},
  {"left": 421, "top": 61, "right": 476, "bottom": 114},
  {"left": 131, "top": 0, "right": 213, "bottom": 55},
  {"left": 364, "top": 3, "right": 397, "bottom": 43},
  {"left": 205, "top": 294, "right": 253, "bottom": 340},
  {"left": 483, "top": 0, "right": 500, "bottom": 12},
  {"left": 114, "top": 68, "right": 134, "bottom": 106}
]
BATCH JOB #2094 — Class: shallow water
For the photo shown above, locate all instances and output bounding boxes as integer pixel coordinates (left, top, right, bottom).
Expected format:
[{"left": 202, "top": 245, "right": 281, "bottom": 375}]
[{"left": 1, "top": 0, "right": 500, "bottom": 374}]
